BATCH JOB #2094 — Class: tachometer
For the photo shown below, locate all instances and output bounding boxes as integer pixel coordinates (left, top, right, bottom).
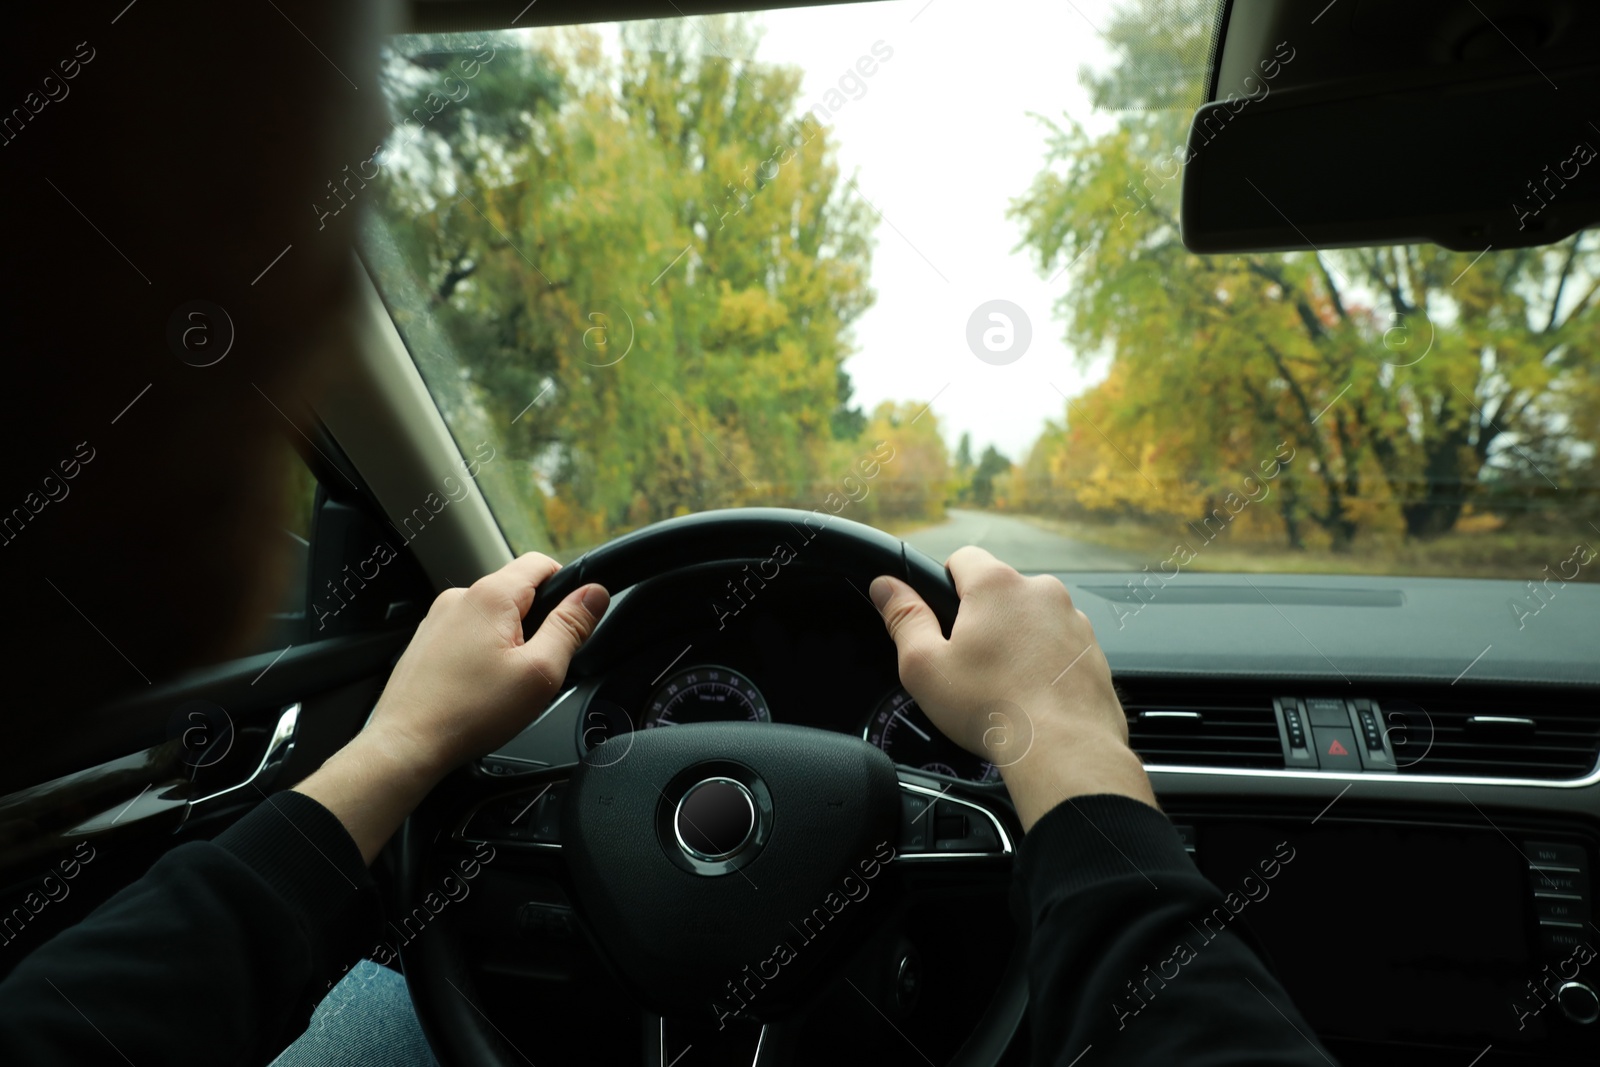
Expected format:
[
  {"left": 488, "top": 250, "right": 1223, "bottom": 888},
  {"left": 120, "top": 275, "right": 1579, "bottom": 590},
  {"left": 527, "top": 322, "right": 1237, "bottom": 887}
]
[
  {"left": 865, "top": 688, "right": 998, "bottom": 782},
  {"left": 643, "top": 666, "right": 771, "bottom": 728}
]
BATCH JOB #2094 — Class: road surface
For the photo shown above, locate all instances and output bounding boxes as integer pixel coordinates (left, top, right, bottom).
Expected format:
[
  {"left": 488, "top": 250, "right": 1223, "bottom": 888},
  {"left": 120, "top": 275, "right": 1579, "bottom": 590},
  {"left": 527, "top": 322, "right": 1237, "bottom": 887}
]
[{"left": 903, "top": 509, "right": 1144, "bottom": 572}]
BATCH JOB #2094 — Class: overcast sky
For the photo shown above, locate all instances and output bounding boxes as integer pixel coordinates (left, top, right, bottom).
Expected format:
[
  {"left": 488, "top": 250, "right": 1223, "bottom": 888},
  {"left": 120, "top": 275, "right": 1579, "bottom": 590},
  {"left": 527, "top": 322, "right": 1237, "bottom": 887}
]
[
  {"left": 583, "top": 0, "right": 1135, "bottom": 462},
  {"left": 752, "top": 0, "right": 1126, "bottom": 461}
]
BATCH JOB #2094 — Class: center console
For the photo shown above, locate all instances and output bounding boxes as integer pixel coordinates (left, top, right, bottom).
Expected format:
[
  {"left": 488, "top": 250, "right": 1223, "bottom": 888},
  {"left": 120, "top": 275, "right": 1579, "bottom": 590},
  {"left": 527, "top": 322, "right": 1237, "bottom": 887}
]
[{"left": 1168, "top": 810, "right": 1598, "bottom": 1061}]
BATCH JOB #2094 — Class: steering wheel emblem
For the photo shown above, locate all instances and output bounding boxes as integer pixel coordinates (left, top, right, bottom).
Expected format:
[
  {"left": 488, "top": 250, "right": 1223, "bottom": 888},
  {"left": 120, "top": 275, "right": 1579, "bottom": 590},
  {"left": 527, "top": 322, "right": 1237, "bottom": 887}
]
[
  {"left": 648, "top": 759, "right": 776, "bottom": 878},
  {"left": 673, "top": 777, "right": 757, "bottom": 862}
]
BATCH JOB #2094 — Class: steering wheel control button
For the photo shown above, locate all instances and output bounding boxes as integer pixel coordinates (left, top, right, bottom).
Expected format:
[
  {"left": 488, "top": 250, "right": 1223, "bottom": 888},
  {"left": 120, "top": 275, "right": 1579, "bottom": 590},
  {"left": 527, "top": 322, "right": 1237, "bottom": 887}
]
[
  {"left": 932, "top": 800, "right": 1002, "bottom": 852},
  {"left": 521, "top": 785, "right": 565, "bottom": 843},
  {"left": 899, "top": 792, "right": 934, "bottom": 851},
  {"left": 896, "top": 783, "right": 1013, "bottom": 858},
  {"left": 517, "top": 902, "right": 577, "bottom": 942},
  {"left": 675, "top": 777, "right": 757, "bottom": 862},
  {"left": 893, "top": 949, "right": 923, "bottom": 1014},
  {"left": 936, "top": 807, "right": 968, "bottom": 840},
  {"left": 1311, "top": 726, "right": 1361, "bottom": 771},
  {"left": 479, "top": 755, "right": 542, "bottom": 778},
  {"left": 459, "top": 782, "right": 566, "bottom": 846}
]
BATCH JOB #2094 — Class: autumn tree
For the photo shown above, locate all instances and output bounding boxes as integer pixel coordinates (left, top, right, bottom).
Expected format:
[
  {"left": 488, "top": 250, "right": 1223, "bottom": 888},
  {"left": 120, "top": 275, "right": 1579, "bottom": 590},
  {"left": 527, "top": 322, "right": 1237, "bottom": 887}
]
[
  {"left": 1011, "top": 0, "right": 1600, "bottom": 548},
  {"left": 369, "top": 20, "right": 908, "bottom": 549},
  {"left": 853, "top": 401, "right": 951, "bottom": 526}
]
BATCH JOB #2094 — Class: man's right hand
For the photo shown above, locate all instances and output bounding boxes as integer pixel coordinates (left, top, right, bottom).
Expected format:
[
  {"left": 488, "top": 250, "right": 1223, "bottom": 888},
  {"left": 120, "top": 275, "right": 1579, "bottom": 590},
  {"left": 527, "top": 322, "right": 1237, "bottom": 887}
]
[{"left": 868, "top": 546, "right": 1158, "bottom": 829}]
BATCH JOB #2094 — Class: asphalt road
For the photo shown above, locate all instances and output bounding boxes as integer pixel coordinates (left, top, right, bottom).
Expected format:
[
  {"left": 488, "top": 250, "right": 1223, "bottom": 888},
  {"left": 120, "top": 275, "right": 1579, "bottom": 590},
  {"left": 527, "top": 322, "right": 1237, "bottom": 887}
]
[{"left": 903, "top": 508, "right": 1145, "bottom": 573}]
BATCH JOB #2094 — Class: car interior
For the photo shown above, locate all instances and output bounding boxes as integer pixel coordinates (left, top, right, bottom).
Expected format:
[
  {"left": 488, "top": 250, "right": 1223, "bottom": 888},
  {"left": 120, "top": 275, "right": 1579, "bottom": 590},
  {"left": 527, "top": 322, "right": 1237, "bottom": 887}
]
[{"left": 3, "top": 0, "right": 1599, "bottom": 1065}]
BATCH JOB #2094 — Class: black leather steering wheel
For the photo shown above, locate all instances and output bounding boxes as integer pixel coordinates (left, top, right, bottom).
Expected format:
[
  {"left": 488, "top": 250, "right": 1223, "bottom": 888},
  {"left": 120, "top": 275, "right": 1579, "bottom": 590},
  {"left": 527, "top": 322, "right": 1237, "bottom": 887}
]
[{"left": 397, "top": 508, "right": 1029, "bottom": 1066}]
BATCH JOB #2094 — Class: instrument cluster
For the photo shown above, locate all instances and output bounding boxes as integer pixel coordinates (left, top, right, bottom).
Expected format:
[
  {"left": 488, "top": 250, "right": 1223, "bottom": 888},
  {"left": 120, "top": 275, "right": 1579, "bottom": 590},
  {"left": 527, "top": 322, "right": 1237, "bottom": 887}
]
[{"left": 582, "top": 660, "right": 995, "bottom": 782}]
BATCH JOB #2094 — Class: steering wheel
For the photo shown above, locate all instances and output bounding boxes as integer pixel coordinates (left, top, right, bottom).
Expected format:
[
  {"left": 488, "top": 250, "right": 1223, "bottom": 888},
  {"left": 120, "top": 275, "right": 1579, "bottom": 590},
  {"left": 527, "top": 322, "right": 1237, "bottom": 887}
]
[{"left": 397, "top": 508, "right": 1029, "bottom": 1066}]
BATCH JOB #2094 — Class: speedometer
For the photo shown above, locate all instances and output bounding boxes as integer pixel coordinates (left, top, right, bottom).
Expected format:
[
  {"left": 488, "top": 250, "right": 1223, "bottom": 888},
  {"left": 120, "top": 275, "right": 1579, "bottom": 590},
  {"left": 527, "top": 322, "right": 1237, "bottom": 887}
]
[
  {"left": 643, "top": 666, "right": 771, "bottom": 728},
  {"left": 865, "top": 688, "right": 999, "bottom": 782}
]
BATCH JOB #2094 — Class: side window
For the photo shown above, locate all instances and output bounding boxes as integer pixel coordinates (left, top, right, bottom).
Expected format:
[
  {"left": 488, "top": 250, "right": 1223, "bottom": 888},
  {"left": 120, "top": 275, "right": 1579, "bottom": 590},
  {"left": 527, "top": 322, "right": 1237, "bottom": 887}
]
[
  {"left": 237, "top": 442, "right": 431, "bottom": 658},
  {"left": 241, "top": 446, "right": 321, "bottom": 656},
  {"left": 283, "top": 452, "right": 320, "bottom": 544}
]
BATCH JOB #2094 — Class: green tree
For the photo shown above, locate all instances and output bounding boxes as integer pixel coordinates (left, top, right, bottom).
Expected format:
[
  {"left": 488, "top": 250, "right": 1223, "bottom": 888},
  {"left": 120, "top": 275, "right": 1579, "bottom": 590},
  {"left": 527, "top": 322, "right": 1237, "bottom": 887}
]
[
  {"left": 952, "top": 431, "right": 974, "bottom": 503},
  {"left": 373, "top": 21, "right": 897, "bottom": 549},
  {"left": 1011, "top": 0, "right": 1600, "bottom": 548},
  {"left": 970, "top": 445, "right": 1011, "bottom": 508}
]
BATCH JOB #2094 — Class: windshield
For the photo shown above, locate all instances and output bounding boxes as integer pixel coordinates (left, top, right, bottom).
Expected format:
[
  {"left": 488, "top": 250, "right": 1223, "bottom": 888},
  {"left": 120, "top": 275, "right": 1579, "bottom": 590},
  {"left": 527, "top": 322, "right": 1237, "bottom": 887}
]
[{"left": 359, "top": 0, "right": 1600, "bottom": 581}]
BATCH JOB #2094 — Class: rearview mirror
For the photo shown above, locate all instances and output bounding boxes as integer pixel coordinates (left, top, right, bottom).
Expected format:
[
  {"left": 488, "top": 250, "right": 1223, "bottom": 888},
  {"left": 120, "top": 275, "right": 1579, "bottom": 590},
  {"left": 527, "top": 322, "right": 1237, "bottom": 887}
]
[{"left": 1181, "top": 63, "right": 1600, "bottom": 253}]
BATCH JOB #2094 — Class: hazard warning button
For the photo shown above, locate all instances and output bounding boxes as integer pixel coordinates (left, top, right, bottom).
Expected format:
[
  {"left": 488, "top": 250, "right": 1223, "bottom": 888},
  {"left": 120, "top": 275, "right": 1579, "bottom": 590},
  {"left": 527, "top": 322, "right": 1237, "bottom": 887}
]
[{"left": 1311, "top": 726, "right": 1361, "bottom": 771}]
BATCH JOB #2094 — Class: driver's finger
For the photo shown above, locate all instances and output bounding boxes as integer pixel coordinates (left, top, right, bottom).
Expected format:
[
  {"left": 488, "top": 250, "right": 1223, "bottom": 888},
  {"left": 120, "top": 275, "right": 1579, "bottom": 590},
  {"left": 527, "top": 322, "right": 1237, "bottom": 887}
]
[
  {"left": 522, "top": 584, "right": 610, "bottom": 685},
  {"left": 870, "top": 575, "right": 945, "bottom": 669},
  {"left": 472, "top": 551, "right": 562, "bottom": 619},
  {"left": 945, "top": 545, "right": 1006, "bottom": 597}
]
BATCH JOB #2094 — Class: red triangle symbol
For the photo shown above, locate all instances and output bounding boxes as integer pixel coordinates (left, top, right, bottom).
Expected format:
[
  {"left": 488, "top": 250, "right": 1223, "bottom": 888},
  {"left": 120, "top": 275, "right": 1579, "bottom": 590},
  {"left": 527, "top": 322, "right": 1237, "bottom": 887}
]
[{"left": 1327, "top": 739, "right": 1349, "bottom": 756}]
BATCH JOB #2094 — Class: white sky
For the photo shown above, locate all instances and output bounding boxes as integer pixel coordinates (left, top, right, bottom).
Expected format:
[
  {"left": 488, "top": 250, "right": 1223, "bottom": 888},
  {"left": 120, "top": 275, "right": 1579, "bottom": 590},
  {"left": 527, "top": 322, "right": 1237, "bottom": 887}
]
[
  {"left": 578, "top": 0, "right": 1134, "bottom": 462},
  {"left": 751, "top": 0, "right": 1124, "bottom": 461}
]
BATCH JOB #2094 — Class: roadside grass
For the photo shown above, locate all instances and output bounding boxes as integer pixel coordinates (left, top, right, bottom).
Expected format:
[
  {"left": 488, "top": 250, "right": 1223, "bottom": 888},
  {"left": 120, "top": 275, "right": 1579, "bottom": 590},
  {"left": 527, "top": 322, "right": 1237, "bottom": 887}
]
[
  {"left": 874, "top": 514, "right": 940, "bottom": 539},
  {"left": 1012, "top": 512, "right": 1600, "bottom": 582}
]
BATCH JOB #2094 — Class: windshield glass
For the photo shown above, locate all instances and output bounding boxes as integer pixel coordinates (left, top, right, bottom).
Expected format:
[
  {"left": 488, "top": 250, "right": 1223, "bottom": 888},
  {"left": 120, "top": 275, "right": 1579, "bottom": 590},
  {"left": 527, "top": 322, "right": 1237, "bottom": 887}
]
[{"left": 360, "top": 0, "right": 1600, "bottom": 580}]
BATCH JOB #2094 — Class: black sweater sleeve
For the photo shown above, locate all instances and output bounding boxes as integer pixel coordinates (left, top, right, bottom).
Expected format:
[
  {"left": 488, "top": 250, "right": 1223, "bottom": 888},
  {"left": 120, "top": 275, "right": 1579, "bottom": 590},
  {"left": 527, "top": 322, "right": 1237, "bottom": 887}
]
[
  {"left": 0, "top": 791, "right": 380, "bottom": 1067},
  {"left": 1018, "top": 794, "right": 1337, "bottom": 1066}
]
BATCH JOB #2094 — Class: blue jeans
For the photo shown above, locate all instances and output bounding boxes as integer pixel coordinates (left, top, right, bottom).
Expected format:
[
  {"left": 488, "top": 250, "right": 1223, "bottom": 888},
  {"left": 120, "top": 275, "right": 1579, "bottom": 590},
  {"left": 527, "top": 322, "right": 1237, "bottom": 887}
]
[{"left": 270, "top": 959, "right": 439, "bottom": 1067}]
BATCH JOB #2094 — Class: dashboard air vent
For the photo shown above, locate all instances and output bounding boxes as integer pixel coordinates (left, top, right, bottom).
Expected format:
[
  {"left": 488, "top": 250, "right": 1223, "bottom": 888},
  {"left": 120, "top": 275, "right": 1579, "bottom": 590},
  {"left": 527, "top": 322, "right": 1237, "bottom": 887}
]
[
  {"left": 1382, "top": 696, "right": 1600, "bottom": 780},
  {"left": 1123, "top": 698, "right": 1284, "bottom": 769}
]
